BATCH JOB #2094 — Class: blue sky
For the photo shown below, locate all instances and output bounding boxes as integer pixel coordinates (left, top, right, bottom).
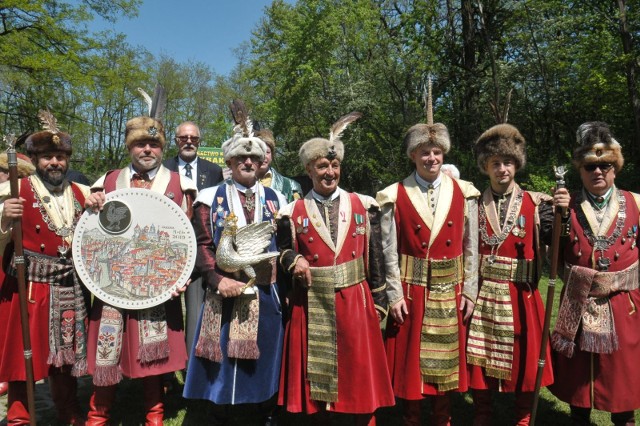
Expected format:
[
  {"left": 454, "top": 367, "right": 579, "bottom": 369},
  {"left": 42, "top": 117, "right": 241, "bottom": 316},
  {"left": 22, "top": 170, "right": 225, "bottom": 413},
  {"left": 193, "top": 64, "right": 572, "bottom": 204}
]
[{"left": 91, "top": 0, "right": 287, "bottom": 76}]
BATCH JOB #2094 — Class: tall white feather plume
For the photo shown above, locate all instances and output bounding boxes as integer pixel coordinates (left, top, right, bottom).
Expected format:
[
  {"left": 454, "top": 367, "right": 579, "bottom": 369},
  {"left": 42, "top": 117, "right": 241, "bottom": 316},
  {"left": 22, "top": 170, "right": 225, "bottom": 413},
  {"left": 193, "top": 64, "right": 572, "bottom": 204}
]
[
  {"left": 329, "top": 111, "right": 362, "bottom": 143},
  {"left": 137, "top": 88, "right": 153, "bottom": 116}
]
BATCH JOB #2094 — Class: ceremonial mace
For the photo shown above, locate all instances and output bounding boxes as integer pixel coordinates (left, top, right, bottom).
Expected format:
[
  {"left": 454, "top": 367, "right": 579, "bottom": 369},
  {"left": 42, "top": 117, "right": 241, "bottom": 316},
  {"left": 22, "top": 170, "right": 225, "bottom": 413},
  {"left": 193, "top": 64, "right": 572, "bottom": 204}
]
[
  {"left": 530, "top": 165, "right": 567, "bottom": 424},
  {"left": 5, "top": 134, "right": 37, "bottom": 426}
]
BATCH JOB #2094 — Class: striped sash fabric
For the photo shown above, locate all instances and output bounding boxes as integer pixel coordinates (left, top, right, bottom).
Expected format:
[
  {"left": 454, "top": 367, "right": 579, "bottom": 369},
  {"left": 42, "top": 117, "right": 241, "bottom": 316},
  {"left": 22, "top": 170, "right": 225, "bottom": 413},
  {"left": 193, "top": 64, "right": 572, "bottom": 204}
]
[
  {"left": 307, "top": 258, "right": 365, "bottom": 402},
  {"left": 399, "top": 254, "right": 464, "bottom": 391}
]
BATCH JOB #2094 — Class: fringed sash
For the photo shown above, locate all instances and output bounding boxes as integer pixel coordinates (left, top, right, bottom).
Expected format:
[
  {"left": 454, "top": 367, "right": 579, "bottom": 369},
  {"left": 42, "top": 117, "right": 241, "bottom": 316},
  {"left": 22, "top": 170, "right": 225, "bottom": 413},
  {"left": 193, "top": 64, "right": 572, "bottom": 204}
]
[
  {"left": 195, "top": 259, "right": 275, "bottom": 362},
  {"left": 307, "top": 258, "right": 365, "bottom": 403},
  {"left": 93, "top": 304, "right": 169, "bottom": 386},
  {"left": 400, "top": 254, "right": 464, "bottom": 391},
  {"left": 551, "top": 261, "right": 639, "bottom": 358},
  {"left": 10, "top": 250, "right": 88, "bottom": 377},
  {"left": 466, "top": 255, "right": 534, "bottom": 380}
]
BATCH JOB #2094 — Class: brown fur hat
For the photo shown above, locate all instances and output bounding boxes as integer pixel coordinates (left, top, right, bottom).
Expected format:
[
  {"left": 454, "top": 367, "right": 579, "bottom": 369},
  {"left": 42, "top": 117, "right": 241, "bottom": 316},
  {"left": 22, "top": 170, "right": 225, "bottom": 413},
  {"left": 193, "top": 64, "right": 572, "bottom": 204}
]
[
  {"left": 572, "top": 122, "right": 624, "bottom": 172},
  {"left": 255, "top": 129, "right": 276, "bottom": 156},
  {"left": 404, "top": 123, "right": 451, "bottom": 157},
  {"left": 474, "top": 123, "right": 526, "bottom": 173},
  {"left": 0, "top": 153, "right": 35, "bottom": 177},
  {"left": 125, "top": 116, "right": 166, "bottom": 149},
  {"left": 25, "top": 131, "right": 72, "bottom": 156}
]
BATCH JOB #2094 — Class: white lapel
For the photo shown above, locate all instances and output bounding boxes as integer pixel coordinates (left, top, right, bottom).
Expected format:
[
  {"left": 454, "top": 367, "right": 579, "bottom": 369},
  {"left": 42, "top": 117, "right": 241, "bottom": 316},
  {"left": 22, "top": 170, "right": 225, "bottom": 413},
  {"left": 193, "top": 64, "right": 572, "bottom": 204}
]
[
  {"left": 403, "top": 173, "right": 433, "bottom": 228},
  {"left": 599, "top": 187, "right": 619, "bottom": 236},
  {"left": 334, "top": 189, "right": 352, "bottom": 256},
  {"left": 303, "top": 192, "right": 336, "bottom": 252},
  {"left": 429, "top": 173, "right": 453, "bottom": 246},
  {"left": 151, "top": 165, "right": 171, "bottom": 196},
  {"left": 116, "top": 167, "right": 132, "bottom": 189}
]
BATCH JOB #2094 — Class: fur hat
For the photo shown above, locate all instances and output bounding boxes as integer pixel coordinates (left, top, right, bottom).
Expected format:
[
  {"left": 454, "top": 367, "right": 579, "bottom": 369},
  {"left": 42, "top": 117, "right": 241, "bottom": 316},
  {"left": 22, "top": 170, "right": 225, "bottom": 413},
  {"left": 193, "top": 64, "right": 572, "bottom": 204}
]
[
  {"left": 474, "top": 123, "right": 526, "bottom": 173},
  {"left": 572, "top": 122, "right": 624, "bottom": 172},
  {"left": 405, "top": 78, "right": 450, "bottom": 156},
  {"left": 222, "top": 133, "right": 267, "bottom": 162},
  {"left": 0, "top": 153, "right": 35, "bottom": 177},
  {"left": 125, "top": 116, "right": 166, "bottom": 149},
  {"left": 25, "top": 110, "right": 72, "bottom": 156},
  {"left": 299, "top": 112, "right": 361, "bottom": 166},
  {"left": 255, "top": 129, "right": 275, "bottom": 156},
  {"left": 404, "top": 123, "right": 451, "bottom": 156}
]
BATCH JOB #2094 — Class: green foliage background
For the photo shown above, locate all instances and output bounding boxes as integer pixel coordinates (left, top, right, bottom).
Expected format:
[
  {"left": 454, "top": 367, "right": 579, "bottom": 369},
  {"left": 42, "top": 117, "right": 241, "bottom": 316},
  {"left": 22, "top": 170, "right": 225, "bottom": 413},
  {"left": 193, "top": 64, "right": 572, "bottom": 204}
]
[{"left": 1, "top": 0, "right": 639, "bottom": 193}]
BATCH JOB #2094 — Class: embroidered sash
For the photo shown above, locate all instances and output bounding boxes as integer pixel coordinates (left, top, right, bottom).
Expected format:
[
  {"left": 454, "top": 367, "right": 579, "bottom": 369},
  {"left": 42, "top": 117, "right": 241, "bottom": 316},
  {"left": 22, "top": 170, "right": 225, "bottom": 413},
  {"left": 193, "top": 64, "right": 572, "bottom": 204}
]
[
  {"left": 551, "top": 261, "right": 639, "bottom": 358},
  {"left": 9, "top": 250, "right": 88, "bottom": 377},
  {"left": 307, "top": 258, "right": 366, "bottom": 402},
  {"left": 400, "top": 254, "right": 463, "bottom": 391}
]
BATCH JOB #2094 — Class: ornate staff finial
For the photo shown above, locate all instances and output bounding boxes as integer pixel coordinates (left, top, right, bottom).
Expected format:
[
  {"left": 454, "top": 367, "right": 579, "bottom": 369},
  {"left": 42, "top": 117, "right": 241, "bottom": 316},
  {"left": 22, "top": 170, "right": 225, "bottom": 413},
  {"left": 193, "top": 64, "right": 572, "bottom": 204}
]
[
  {"left": 3, "top": 133, "right": 16, "bottom": 150},
  {"left": 553, "top": 165, "right": 567, "bottom": 184}
]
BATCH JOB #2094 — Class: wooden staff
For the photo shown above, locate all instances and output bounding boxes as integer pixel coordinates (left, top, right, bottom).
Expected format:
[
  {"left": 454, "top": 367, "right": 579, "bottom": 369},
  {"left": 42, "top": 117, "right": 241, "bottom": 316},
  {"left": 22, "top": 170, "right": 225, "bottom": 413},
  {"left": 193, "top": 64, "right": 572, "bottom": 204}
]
[
  {"left": 530, "top": 165, "right": 568, "bottom": 424},
  {"left": 6, "top": 139, "right": 37, "bottom": 426}
]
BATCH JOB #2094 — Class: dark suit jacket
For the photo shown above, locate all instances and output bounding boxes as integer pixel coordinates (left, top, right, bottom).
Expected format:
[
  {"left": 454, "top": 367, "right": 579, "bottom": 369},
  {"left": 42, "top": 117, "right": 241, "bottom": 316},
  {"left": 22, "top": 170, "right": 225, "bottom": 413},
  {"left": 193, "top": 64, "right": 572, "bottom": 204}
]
[{"left": 163, "top": 156, "right": 224, "bottom": 190}]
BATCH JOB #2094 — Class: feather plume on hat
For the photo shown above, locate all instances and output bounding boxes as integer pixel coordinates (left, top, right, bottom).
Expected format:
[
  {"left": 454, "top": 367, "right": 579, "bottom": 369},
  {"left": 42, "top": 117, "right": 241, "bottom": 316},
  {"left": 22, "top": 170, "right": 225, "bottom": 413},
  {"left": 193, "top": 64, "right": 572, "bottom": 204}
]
[
  {"left": 572, "top": 121, "right": 624, "bottom": 172},
  {"left": 221, "top": 99, "right": 267, "bottom": 162},
  {"left": 404, "top": 76, "right": 451, "bottom": 157},
  {"left": 126, "top": 84, "right": 167, "bottom": 148},
  {"left": 298, "top": 112, "right": 361, "bottom": 166},
  {"left": 24, "top": 109, "right": 72, "bottom": 155}
]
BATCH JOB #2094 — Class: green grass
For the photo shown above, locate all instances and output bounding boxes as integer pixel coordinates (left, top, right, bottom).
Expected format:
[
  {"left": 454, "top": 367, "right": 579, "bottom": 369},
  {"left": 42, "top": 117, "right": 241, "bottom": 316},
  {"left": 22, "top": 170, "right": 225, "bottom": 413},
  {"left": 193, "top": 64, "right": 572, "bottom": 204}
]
[{"left": 2, "top": 276, "right": 638, "bottom": 424}]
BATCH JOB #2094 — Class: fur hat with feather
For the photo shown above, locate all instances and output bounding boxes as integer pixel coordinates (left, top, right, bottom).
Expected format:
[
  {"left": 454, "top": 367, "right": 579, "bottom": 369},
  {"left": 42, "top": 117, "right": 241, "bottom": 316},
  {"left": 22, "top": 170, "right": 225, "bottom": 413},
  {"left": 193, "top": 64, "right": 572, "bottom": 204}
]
[
  {"left": 25, "top": 110, "right": 73, "bottom": 155},
  {"left": 474, "top": 123, "right": 526, "bottom": 173},
  {"left": 572, "top": 121, "right": 624, "bottom": 172},
  {"left": 222, "top": 99, "right": 267, "bottom": 162},
  {"left": 298, "top": 112, "right": 362, "bottom": 167},
  {"left": 126, "top": 84, "right": 167, "bottom": 148},
  {"left": 404, "top": 77, "right": 450, "bottom": 157}
]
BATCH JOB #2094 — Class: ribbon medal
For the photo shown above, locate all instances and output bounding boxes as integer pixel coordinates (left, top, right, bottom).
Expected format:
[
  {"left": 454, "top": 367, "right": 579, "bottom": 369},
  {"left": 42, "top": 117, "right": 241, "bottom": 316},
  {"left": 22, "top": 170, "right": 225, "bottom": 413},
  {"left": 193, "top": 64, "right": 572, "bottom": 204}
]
[
  {"left": 518, "top": 215, "right": 526, "bottom": 238},
  {"left": 296, "top": 216, "right": 303, "bottom": 234},
  {"left": 354, "top": 213, "right": 366, "bottom": 234},
  {"left": 302, "top": 218, "right": 309, "bottom": 234}
]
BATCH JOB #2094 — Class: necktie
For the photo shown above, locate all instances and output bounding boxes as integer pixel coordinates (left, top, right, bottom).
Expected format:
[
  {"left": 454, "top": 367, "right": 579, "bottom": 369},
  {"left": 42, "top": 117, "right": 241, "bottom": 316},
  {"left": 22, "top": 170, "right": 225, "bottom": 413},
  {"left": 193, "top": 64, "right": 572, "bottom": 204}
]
[{"left": 184, "top": 163, "right": 192, "bottom": 179}]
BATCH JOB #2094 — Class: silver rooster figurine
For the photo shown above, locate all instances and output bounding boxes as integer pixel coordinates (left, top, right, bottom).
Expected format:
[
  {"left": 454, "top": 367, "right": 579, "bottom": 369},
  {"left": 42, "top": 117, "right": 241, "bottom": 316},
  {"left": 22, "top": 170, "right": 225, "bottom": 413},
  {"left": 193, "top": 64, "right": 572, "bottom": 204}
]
[{"left": 215, "top": 213, "right": 279, "bottom": 291}]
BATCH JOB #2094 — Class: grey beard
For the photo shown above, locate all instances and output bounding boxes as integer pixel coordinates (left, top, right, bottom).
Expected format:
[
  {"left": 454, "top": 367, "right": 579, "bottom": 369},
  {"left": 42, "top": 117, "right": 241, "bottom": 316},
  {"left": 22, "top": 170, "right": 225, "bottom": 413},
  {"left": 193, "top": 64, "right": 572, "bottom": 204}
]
[{"left": 37, "top": 167, "right": 66, "bottom": 187}]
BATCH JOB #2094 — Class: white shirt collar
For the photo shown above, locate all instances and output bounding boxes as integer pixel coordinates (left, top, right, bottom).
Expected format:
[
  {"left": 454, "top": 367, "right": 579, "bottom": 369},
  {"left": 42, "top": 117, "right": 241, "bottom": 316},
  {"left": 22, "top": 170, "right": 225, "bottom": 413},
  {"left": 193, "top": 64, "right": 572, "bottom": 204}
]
[
  {"left": 232, "top": 179, "right": 259, "bottom": 193},
  {"left": 312, "top": 187, "right": 341, "bottom": 202},
  {"left": 415, "top": 171, "right": 442, "bottom": 189},
  {"left": 129, "top": 165, "right": 159, "bottom": 180},
  {"left": 177, "top": 157, "right": 198, "bottom": 168}
]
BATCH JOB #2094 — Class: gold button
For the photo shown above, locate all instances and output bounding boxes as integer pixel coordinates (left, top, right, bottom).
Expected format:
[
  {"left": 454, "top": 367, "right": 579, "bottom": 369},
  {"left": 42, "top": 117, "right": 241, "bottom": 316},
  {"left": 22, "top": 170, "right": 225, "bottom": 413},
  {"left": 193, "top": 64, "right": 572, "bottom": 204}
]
[
  {"left": 417, "top": 225, "right": 422, "bottom": 230},
  {"left": 421, "top": 242, "right": 427, "bottom": 248},
  {"left": 40, "top": 244, "right": 45, "bottom": 250},
  {"left": 446, "top": 239, "right": 451, "bottom": 246},
  {"left": 352, "top": 251, "right": 356, "bottom": 257},
  {"left": 352, "top": 232, "right": 357, "bottom": 238},
  {"left": 448, "top": 221, "right": 453, "bottom": 226},
  {"left": 313, "top": 254, "right": 319, "bottom": 260},
  {"left": 36, "top": 225, "right": 41, "bottom": 231},
  {"left": 309, "top": 237, "right": 314, "bottom": 243}
]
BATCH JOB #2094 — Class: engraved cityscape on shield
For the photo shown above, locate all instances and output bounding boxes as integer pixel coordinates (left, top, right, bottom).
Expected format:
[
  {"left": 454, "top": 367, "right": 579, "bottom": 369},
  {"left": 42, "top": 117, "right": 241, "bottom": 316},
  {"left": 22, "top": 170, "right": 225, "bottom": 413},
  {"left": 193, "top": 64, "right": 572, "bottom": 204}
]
[{"left": 80, "top": 219, "right": 192, "bottom": 301}]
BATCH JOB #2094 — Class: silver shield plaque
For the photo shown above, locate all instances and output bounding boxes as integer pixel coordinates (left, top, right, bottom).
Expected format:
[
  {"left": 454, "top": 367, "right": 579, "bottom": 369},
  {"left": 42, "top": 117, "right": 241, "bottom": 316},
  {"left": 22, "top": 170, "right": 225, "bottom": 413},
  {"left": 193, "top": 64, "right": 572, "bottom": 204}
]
[{"left": 73, "top": 188, "right": 197, "bottom": 310}]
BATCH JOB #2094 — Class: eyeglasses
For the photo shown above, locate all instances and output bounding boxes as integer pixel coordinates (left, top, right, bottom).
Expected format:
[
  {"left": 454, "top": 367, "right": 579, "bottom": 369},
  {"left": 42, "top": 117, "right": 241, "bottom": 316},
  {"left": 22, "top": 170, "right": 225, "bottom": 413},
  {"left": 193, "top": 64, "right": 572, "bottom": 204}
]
[
  {"left": 583, "top": 163, "right": 613, "bottom": 172},
  {"left": 176, "top": 135, "right": 200, "bottom": 143}
]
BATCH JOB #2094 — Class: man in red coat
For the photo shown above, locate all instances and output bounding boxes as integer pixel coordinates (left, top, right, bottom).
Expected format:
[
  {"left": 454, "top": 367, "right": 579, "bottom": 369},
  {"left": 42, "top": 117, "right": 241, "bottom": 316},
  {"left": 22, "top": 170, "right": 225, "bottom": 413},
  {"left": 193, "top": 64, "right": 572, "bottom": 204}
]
[
  {"left": 376, "top": 116, "right": 480, "bottom": 425},
  {"left": 0, "top": 116, "right": 91, "bottom": 425},
  {"left": 552, "top": 122, "right": 640, "bottom": 425},
  {"left": 468, "top": 124, "right": 554, "bottom": 425},
  {"left": 83, "top": 115, "right": 196, "bottom": 425},
  {"left": 276, "top": 112, "right": 394, "bottom": 425}
]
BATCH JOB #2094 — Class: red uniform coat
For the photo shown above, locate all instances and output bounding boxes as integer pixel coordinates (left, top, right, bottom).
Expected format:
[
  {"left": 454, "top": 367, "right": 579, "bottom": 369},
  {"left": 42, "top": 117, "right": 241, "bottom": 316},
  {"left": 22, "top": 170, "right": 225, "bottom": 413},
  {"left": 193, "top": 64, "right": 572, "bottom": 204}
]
[
  {"left": 549, "top": 189, "right": 640, "bottom": 412},
  {"left": 278, "top": 192, "right": 394, "bottom": 414},
  {"left": 0, "top": 178, "right": 87, "bottom": 381},
  {"left": 86, "top": 166, "right": 192, "bottom": 379},
  {"left": 468, "top": 190, "right": 553, "bottom": 392},
  {"left": 385, "top": 181, "right": 469, "bottom": 399}
]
